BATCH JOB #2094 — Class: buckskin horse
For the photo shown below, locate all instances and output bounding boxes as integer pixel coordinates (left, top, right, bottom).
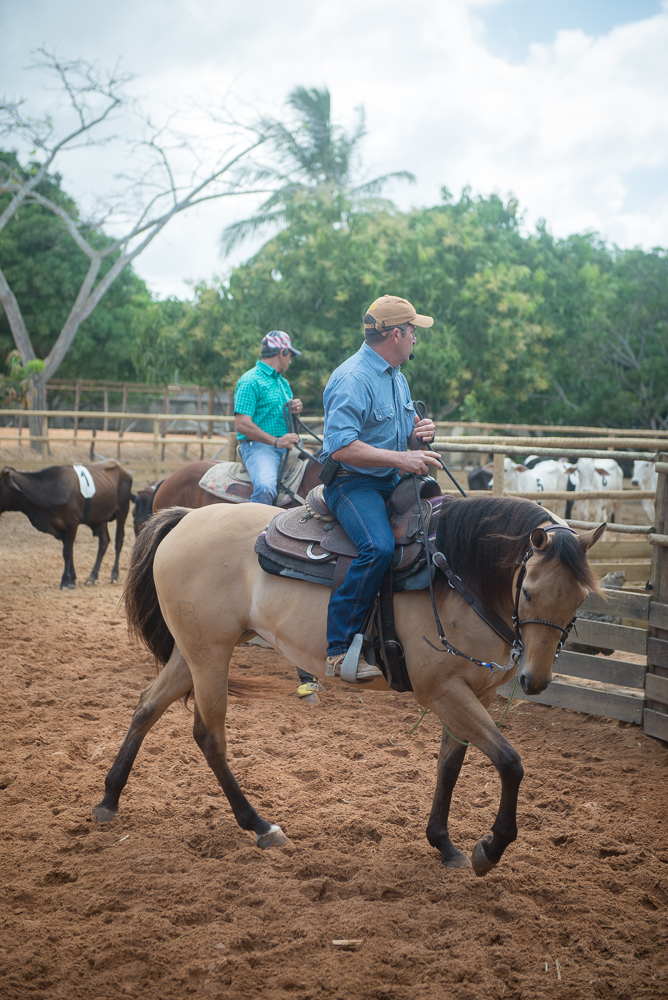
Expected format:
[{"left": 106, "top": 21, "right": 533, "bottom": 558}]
[
  {"left": 94, "top": 492, "right": 604, "bottom": 874},
  {"left": 0, "top": 460, "right": 133, "bottom": 588}
]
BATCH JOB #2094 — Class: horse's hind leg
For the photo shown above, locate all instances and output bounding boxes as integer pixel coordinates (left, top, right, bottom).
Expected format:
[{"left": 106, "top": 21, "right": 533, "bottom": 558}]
[
  {"left": 93, "top": 645, "right": 193, "bottom": 822},
  {"left": 85, "top": 522, "right": 110, "bottom": 585},
  {"left": 189, "top": 653, "right": 287, "bottom": 849},
  {"left": 426, "top": 733, "right": 471, "bottom": 868}
]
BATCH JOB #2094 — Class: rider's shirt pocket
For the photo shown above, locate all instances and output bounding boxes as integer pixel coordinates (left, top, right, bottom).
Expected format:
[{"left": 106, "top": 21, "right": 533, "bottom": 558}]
[{"left": 374, "top": 405, "right": 394, "bottom": 420}]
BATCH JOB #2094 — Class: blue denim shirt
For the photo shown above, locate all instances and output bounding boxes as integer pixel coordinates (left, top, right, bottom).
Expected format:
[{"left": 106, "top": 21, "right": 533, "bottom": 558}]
[{"left": 321, "top": 343, "right": 416, "bottom": 477}]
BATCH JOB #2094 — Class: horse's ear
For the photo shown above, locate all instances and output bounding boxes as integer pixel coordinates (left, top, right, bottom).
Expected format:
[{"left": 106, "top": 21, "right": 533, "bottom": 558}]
[
  {"left": 530, "top": 527, "right": 549, "bottom": 551},
  {"left": 578, "top": 522, "right": 607, "bottom": 552}
]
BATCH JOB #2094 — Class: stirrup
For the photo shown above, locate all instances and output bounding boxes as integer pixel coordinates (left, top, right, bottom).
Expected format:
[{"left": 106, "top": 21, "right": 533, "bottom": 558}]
[{"left": 326, "top": 634, "right": 383, "bottom": 683}]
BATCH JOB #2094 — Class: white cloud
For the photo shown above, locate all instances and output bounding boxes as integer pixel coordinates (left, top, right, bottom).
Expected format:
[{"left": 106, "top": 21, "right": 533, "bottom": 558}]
[{"left": 1, "top": 0, "right": 667, "bottom": 297}]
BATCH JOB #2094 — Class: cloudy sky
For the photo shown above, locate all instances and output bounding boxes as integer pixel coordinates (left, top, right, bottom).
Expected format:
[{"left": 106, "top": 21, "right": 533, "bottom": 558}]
[{"left": 2, "top": 0, "right": 667, "bottom": 298}]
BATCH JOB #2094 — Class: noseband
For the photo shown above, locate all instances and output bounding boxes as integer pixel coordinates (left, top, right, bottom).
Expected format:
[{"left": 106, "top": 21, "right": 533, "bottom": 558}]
[{"left": 417, "top": 483, "right": 579, "bottom": 673}]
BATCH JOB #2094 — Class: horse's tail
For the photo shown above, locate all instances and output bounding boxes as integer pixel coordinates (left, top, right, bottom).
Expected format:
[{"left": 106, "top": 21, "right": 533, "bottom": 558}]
[{"left": 124, "top": 505, "right": 191, "bottom": 665}]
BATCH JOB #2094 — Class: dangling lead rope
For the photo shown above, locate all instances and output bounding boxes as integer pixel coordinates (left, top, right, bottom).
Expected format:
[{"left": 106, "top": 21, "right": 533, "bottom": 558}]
[{"left": 407, "top": 672, "right": 520, "bottom": 746}]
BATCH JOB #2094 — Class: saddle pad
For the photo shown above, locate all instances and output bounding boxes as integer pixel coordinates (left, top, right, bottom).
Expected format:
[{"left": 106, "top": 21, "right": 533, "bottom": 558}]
[
  {"left": 199, "top": 450, "right": 308, "bottom": 506},
  {"left": 73, "top": 464, "right": 96, "bottom": 499}
]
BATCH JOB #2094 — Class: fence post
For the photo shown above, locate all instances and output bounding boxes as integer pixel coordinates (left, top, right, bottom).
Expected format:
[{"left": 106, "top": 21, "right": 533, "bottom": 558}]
[
  {"left": 226, "top": 420, "right": 238, "bottom": 462},
  {"left": 644, "top": 452, "right": 668, "bottom": 742},
  {"left": 197, "top": 387, "right": 203, "bottom": 460},
  {"left": 73, "top": 379, "right": 81, "bottom": 440},
  {"left": 207, "top": 391, "right": 214, "bottom": 439},
  {"left": 492, "top": 452, "right": 505, "bottom": 495},
  {"left": 161, "top": 385, "right": 169, "bottom": 461},
  {"left": 103, "top": 390, "right": 109, "bottom": 433},
  {"left": 153, "top": 417, "right": 159, "bottom": 465}
]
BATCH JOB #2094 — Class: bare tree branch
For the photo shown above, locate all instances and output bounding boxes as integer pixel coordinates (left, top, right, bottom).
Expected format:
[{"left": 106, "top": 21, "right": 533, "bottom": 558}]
[{"left": 0, "top": 50, "right": 274, "bottom": 448}]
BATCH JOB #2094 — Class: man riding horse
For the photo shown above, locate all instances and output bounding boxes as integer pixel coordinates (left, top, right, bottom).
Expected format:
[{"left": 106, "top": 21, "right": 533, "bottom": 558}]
[
  {"left": 320, "top": 295, "right": 440, "bottom": 682},
  {"left": 234, "top": 331, "right": 303, "bottom": 504},
  {"left": 234, "top": 330, "right": 320, "bottom": 701}
]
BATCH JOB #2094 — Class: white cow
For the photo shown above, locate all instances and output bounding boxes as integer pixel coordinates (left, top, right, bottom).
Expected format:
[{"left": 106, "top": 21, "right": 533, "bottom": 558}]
[
  {"left": 492, "top": 457, "right": 570, "bottom": 517},
  {"left": 631, "top": 460, "right": 658, "bottom": 525},
  {"left": 567, "top": 457, "right": 623, "bottom": 524}
]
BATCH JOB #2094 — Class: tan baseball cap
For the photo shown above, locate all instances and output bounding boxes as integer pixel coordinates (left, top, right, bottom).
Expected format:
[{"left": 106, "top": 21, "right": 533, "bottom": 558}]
[{"left": 363, "top": 294, "right": 434, "bottom": 334}]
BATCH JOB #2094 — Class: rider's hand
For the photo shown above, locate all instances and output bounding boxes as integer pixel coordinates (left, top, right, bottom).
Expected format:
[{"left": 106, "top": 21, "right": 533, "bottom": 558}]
[
  {"left": 396, "top": 450, "right": 442, "bottom": 475},
  {"left": 276, "top": 433, "right": 300, "bottom": 449},
  {"left": 413, "top": 415, "right": 436, "bottom": 443},
  {"left": 290, "top": 398, "right": 303, "bottom": 413}
]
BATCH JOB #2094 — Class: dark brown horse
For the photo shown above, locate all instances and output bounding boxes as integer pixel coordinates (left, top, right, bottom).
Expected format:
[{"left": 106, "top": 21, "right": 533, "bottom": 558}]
[
  {"left": 132, "top": 456, "right": 324, "bottom": 535},
  {"left": 0, "top": 460, "right": 133, "bottom": 588}
]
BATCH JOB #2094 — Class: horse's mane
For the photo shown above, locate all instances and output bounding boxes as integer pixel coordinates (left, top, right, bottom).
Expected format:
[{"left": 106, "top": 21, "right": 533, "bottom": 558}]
[{"left": 434, "top": 495, "right": 600, "bottom": 616}]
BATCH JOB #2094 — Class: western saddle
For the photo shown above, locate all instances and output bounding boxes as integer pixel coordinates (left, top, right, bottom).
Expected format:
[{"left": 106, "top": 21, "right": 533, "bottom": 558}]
[{"left": 255, "top": 476, "right": 445, "bottom": 691}]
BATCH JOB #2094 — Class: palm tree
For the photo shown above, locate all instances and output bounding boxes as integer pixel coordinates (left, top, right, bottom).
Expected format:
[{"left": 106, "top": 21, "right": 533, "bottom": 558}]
[{"left": 221, "top": 86, "right": 414, "bottom": 254}]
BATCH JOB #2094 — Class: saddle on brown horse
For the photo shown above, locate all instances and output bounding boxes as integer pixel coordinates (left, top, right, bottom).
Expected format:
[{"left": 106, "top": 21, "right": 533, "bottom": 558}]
[{"left": 255, "top": 476, "right": 444, "bottom": 691}]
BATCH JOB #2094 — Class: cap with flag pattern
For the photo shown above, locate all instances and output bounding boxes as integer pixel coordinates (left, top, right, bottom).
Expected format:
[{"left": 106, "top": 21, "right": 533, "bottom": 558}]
[{"left": 261, "top": 331, "right": 302, "bottom": 356}]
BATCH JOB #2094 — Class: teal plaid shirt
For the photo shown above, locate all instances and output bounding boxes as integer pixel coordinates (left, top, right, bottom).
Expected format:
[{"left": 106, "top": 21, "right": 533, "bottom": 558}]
[{"left": 234, "top": 360, "right": 293, "bottom": 441}]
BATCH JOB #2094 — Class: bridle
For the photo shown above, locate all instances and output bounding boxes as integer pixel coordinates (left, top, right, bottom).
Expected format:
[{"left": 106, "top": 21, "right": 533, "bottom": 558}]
[
  {"left": 511, "top": 527, "right": 579, "bottom": 657},
  {"left": 414, "top": 477, "right": 579, "bottom": 673}
]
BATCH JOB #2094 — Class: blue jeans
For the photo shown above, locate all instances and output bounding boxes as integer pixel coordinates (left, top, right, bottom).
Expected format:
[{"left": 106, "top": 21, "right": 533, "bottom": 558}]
[
  {"left": 238, "top": 440, "right": 285, "bottom": 504},
  {"left": 323, "top": 473, "right": 399, "bottom": 656}
]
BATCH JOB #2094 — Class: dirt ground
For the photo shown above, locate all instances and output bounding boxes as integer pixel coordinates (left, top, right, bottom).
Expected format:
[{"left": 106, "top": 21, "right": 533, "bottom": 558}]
[{"left": 1, "top": 509, "right": 667, "bottom": 1000}]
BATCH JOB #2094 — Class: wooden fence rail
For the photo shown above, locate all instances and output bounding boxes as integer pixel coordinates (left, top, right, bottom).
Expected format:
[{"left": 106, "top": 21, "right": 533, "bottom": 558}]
[
  {"left": 2, "top": 406, "right": 668, "bottom": 741},
  {"left": 497, "top": 451, "right": 668, "bottom": 743}
]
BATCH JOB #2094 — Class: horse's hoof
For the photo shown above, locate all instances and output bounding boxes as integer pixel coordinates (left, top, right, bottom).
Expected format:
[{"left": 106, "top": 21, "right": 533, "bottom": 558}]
[
  {"left": 84, "top": 578, "right": 97, "bottom": 587},
  {"left": 471, "top": 834, "right": 497, "bottom": 877},
  {"left": 256, "top": 824, "right": 287, "bottom": 849},
  {"left": 59, "top": 582, "right": 76, "bottom": 590},
  {"left": 110, "top": 577, "right": 119, "bottom": 585},
  {"left": 92, "top": 804, "right": 118, "bottom": 823},
  {"left": 442, "top": 849, "right": 472, "bottom": 869}
]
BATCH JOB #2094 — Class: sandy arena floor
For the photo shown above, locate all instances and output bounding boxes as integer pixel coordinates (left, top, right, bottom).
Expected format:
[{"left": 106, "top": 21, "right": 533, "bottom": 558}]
[{"left": 1, "top": 509, "right": 667, "bottom": 1000}]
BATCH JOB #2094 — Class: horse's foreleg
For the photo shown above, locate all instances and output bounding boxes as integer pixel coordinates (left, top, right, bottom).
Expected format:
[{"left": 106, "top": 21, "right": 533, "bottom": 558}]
[
  {"left": 92, "top": 645, "right": 193, "bottom": 823},
  {"left": 85, "top": 522, "right": 110, "bottom": 585},
  {"left": 59, "top": 524, "right": 78, "bottom": 589},
  {"left": 190, "top": 663, "right": 287, "bottom": 849},
  {"left": 425, "top": 733, "right": 470, "bottom": 868},
  {"left": 470, "top": 730, "right": 523, "bottom": 877},
  {"left": 422, "top": 685, "right": 523, "bottom": 876}
]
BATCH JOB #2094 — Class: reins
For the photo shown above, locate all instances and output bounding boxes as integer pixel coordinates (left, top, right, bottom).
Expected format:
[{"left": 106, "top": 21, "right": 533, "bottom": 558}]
[{"left": 413, "top": 475, "right": 579, "bottom": 673}]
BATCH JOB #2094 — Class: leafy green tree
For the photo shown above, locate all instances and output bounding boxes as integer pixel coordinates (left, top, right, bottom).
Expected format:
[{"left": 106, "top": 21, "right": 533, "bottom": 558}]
[
  {"left": 159, "top": 189, "right": 553, "bottom": 418},
  {"left": 576, "top": 248, "right": 668, "bottom": 429},
  {"left": 221, "top": 86, "right": 414, "bottom": 253},
  {"left": 0, "top": 350, "right": 44, "bottom": 407}
]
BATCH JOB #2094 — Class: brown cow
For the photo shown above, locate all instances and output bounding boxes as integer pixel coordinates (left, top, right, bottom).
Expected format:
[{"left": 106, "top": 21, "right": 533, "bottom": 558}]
[{"left": 0, "top": 460, "right": 133, "bottom": 589}]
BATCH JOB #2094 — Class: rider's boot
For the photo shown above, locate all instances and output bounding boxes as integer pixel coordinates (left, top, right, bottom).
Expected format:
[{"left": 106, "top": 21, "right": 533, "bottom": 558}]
[{"left": 325, "top": 652, "right": 383, "bottom": 682}]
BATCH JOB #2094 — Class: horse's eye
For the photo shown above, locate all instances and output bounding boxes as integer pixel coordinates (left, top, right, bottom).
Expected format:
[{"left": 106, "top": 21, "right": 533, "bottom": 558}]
[{"left": 522, "top": 587, "right": 531, "bottom": 602}]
